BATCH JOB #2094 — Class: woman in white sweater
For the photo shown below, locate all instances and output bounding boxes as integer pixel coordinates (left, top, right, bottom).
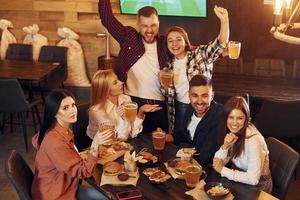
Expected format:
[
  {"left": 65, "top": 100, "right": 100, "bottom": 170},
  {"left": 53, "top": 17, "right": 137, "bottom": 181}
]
[
  {"left": 87, "top": 69, "right": 161, "bottom": 141},
  {"left": 213, "top": 96, "right": 272, "bottom": 193}
]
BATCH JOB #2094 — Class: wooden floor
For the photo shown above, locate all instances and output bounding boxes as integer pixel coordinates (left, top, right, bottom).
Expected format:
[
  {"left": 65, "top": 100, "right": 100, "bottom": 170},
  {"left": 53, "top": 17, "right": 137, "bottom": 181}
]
[{"left": 0, "top": 115, "right": 300, "bottom": 200}]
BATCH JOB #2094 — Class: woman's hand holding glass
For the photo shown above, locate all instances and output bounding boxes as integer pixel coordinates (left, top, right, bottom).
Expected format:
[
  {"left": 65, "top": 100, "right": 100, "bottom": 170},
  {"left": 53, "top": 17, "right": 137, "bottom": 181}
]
[
  {"left": 213, "top": 158, "right": 225, "bottom": 174},
  {"left": 90, "top": 129, "right": 115, "bottom": 156},
  {"left": 221, "top": 132, "right": 238, "bottom": 150}
]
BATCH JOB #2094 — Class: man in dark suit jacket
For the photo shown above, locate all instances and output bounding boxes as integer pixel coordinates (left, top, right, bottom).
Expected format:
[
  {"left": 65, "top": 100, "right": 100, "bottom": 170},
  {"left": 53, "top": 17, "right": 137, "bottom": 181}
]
[{"left": 174, "top": 75, "right": 222, "bottom": 166}]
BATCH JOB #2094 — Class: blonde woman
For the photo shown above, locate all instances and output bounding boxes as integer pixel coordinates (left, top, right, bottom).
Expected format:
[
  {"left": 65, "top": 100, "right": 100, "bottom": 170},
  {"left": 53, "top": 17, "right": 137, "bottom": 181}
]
[{"left": 87, "top": 69, "right": 161, "bottom": 141}]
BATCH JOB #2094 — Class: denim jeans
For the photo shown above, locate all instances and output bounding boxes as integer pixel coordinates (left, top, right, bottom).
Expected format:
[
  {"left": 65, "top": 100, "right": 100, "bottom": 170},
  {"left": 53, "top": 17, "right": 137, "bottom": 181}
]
[
  {"left": 77, "top": 185, "right": 109, "bottom": 200},
  {"left": 174, "top": 100, "right": 189, "bottom": 134}
]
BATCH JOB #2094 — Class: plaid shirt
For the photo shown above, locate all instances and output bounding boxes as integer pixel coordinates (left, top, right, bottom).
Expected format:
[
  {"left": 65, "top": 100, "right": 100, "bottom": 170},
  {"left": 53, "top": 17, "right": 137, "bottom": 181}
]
[
  {"left": 98, "top": 0, "right": 168, "bottom": 82},
  {"left": 162, "top": 38, "right": 225, "bottom": 133}
]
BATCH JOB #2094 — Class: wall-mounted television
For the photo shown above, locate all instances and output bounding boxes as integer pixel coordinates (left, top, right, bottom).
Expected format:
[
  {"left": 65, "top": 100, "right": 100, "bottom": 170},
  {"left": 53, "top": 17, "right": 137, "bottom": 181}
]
[{"left": 120, "top": 0, "right": 207, "bottom": 17}]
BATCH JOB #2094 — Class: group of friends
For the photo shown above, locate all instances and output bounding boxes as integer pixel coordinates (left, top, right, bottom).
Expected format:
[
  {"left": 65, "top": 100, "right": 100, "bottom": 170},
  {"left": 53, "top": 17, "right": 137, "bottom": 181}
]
[{"left": 29, "top": 0, "right": 273, "bottom": 199}]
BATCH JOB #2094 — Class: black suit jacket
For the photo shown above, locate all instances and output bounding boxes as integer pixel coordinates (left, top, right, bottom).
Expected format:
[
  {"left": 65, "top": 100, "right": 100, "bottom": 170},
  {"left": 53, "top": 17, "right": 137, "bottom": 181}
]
[{"left": 174, "top": 101, "right": 223, "bottom": 166}]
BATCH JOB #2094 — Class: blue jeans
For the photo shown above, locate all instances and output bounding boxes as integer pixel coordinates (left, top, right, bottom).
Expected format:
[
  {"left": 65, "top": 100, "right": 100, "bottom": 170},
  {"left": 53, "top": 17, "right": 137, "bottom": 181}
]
[
  {"left": 77, "top": 185, "right": 109, "bottom": 200},
  {"left": 174, "top": 100, "right": 189, "bottom": 134}
]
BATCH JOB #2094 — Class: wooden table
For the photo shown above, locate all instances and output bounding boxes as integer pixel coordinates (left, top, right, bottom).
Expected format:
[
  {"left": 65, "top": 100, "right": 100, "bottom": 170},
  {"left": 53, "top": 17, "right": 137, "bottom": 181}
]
[
  {"left": 0, "top": 60, "right": 60, "bottom": 81},
  {"left": 212, "top": 73, "right": 300, "bottom": 101},
  {"left": 85, "top": 133, "right": 263, "bottom": 200}
]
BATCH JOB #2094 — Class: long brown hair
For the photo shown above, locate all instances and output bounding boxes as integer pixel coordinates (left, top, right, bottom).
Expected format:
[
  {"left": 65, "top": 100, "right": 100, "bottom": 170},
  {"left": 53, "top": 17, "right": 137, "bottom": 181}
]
[
  {"left": 166, "top": 26, "right": 194, "bottom": 59},
  {"left": 219, "top": 96, "right": 250, "bottom": 158},
  {"left": 90, "top": 69, "right": 116, "bottom": 110}
]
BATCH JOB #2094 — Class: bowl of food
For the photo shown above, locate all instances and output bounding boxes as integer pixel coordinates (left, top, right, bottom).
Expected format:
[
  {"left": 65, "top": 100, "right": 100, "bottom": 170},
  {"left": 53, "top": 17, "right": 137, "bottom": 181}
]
[
  {"left": 204, "top": 182, "right": 230, "bottom": 200},
  {"left": 103, "top": 161, "right": 121, "bottom": 176}
]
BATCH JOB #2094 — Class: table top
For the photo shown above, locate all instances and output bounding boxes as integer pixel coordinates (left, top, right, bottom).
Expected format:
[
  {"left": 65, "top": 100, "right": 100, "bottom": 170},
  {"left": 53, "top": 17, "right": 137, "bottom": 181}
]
[
  {"left": 212, "top": 73, "right": 300, "bottom": 101},
  {"left": 0, "top": 60, "right": 60, "bottom": 81},
  {"left": 85, "top": 133, "right": 262, "bottom": 200}
]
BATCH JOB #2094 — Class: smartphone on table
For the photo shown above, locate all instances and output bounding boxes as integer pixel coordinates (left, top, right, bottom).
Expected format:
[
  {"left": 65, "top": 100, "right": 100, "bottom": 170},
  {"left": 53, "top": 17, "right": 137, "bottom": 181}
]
[{"left": 116, "top": 189, "right": 143, "bottom": 200}]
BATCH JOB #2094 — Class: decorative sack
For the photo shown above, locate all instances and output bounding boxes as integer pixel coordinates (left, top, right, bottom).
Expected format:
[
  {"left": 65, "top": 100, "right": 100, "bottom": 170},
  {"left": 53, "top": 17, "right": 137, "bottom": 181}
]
[
  {"left": 57, "top": 27, "right": 91, "bottom": 87},
  {"left": 0, "top": 19, "right": 16, "bottom": 60},
  {"left": 23, "top": 24, "right": 48, "bottom": 61}
]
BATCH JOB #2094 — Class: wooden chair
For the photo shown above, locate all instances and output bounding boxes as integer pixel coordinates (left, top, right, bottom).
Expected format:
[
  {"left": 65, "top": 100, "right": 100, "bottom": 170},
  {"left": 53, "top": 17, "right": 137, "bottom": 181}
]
[{"left": 254, "top": 58, "right": 286, "bottom": 77}]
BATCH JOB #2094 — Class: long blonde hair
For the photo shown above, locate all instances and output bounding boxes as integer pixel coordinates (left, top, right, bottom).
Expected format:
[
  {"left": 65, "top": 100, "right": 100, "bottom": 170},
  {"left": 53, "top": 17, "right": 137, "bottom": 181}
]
[{"left": 90, "top": 69, "right": 116, "bottom": 110}]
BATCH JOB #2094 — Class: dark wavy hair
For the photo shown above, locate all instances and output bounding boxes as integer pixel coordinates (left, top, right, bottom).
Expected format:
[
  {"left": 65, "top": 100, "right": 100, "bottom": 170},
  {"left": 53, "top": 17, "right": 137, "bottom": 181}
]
[
  {"left": 219, "top": 96, "right": 250, "bottom": 158},
  {"left": 38, "top": 89, "right": 75, "bottom": 146}
]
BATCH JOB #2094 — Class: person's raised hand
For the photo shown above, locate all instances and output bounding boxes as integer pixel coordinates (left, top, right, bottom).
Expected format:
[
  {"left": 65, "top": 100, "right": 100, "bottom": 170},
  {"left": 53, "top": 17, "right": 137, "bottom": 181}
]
[{"left": 214, "top": 5, "right": 229, "bottom": 23}]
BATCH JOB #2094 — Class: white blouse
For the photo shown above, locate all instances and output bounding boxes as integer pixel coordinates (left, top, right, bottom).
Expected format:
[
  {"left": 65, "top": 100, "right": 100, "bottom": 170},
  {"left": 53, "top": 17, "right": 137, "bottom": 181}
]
[
  {"left": 214, "top": 124, "right": 271, "bottom": 185},
  {"left": 86, "top": 94, "right": 143, "bottom": 140}
]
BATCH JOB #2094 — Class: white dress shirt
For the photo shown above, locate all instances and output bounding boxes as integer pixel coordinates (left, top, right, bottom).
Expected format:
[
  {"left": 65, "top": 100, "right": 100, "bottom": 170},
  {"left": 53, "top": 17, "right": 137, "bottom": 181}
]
[{"left": 87, "top": 94, "right": 143, "bottom": 140}]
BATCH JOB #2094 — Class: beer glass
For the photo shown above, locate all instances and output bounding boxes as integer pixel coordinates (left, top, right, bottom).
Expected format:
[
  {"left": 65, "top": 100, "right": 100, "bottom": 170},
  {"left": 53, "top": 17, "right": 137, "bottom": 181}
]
[
  {"left": 228, "top": 41, "right": 241, "bottom": 59},
  {"left": 152, "top": 130, "right": 166, "bottom": 150},
  {"left": 159, "top": 68, "right": 173, "bottom": 90},
  {"left": 123, "top": 101, "right": 138, "bottom": 133},
  {"left": 184, "top": 165, "right": 202, "bottom": 188},
  {"left": 98, "top": 121, "right": 117, "bottom": 140}
]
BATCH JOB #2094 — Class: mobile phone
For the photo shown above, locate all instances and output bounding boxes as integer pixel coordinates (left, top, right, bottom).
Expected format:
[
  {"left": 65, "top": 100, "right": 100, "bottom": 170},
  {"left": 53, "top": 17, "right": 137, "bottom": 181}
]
[{"left": 116, "top": 189, "right": 143, "bottom": 200}]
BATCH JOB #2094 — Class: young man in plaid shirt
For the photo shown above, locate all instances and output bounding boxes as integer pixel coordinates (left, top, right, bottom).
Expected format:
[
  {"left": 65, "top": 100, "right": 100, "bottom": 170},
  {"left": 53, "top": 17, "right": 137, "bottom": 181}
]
[{"left": 98, "top": 0, "right": 169, "bottom": 132}]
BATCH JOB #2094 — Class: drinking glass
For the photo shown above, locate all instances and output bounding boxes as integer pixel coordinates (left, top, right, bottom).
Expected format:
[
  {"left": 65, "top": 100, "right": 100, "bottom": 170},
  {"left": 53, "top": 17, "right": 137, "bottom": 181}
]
[
  {"left": 123, "top": 101, "right": 138, "bottom": 133},
  {"left": 159, "top": 68, "right": 173, "bottom": 90},
  {"left": 98, "top": 121, "right": 117, "bottom": 140},
  {"left": 184, "top": 165, "right": 202, "bottom": 188},
  {"left": 228, "top": 41, "right": 241, "bottom": 59},
  {"left": 152, "top": 130, "right": 166, "bottom": 150}
]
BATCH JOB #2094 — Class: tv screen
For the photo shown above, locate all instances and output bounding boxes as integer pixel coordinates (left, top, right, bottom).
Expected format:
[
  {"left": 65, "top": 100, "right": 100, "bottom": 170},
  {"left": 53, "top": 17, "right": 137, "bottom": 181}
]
[{"left": 120, "top": 0, "right": 207, "bottom": 17}]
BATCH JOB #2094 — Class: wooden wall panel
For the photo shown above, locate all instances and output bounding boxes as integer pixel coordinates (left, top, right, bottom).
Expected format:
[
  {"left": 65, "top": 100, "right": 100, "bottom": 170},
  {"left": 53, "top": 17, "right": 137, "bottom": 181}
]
[{"left": 0, "top": 0, "right": 299, "bottom": 78}]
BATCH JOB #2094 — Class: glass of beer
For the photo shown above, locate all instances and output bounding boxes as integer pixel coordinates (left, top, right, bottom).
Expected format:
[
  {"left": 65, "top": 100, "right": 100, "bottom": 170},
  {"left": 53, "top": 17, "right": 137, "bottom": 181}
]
[
  {"left": 98, "top": 121, "right": 117, "bottom": 140},
  {"left": 159, "top": 68, "right": 173, "bottom": 90},
  {"left": 184, "top": 165, "right": 202, "bottom": 188},
  {"left": 152, "top": 130, "right": 166, "bottom": 150},
  {"left": 228, "top": 41, "right": 241, "bottom": 59},
  {"left": 123, "top": 101, "right": 138, "bottom": 132}
]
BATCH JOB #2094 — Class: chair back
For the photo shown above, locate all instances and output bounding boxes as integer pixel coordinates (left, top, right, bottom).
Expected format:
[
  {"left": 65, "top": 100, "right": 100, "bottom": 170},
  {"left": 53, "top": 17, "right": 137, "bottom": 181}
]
[
  {"left": 293, "top": 59, "right": 300, "bottom": 78},
  {"left": 214, "top": 56, "right": 244, "bottom": 74},
  {"left": 5, "top": 150, "right": 33, "bottom": 200},
  {"left": 73, "top": 103, "right": 92, "bottom": 151},
  {"left": 6, "top": 44, "right": 33, "bottom": 61},
  {"left": 0, "top": 79, "right": 29, "bottom": 112},
  {"left": 266, "top": 137, "right": 300, "bottom": 200},
  {"left": 38, "top": 46, "right": 68, "bottom": 88},
  {"left": 254, "top": 58, "right": 286, "bottom": 77},
  {"left": 254, "top": 99, "right": 300, "bottom": 138}
]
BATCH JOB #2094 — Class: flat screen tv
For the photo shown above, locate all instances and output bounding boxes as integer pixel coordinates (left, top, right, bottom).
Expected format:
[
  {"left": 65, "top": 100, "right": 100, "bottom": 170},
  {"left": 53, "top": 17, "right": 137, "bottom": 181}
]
[{"left": 120, "top": 0, "right": 207, "bottom": 17}]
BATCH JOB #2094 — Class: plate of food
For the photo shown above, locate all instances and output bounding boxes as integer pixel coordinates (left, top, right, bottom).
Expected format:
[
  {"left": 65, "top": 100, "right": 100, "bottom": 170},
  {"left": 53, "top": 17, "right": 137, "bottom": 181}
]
[
  {"left": 167, "top": 158, "right": 193, "bottom": 176},
  {"left": 142, "top": 167, "right": 171, "bottom": 184},
  {"left": 137, "top": 151, "right": 158, "bottom": 167},
  {"left": 204, "top": 182, "right": 230, "bottom": 200},
  {"left": 103, "top": 161, "right": 122, "bottom": 176}
]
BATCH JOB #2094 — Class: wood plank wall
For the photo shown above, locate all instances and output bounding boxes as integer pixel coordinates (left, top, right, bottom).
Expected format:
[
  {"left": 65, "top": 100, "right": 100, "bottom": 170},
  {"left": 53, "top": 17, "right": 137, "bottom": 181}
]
[{"left": 0, "top": 0, "right": 299, "bottom": 78}]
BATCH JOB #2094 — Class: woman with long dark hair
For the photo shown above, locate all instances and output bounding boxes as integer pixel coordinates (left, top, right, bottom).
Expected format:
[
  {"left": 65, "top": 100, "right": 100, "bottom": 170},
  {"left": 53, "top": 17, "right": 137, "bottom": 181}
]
[
  {"left": 213, "top": 96, "right": 272, "bottom": 193},
  {"left": 31, "top": 89, "right": 109, "bottom": 200}
]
